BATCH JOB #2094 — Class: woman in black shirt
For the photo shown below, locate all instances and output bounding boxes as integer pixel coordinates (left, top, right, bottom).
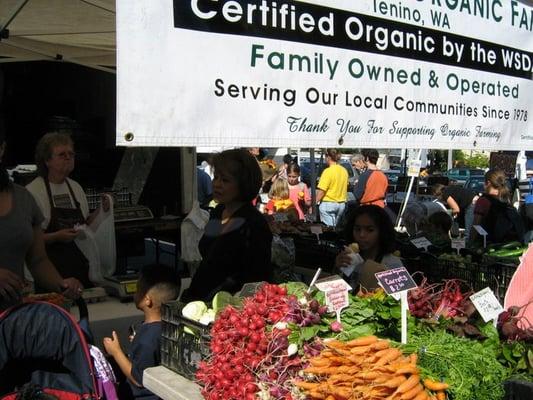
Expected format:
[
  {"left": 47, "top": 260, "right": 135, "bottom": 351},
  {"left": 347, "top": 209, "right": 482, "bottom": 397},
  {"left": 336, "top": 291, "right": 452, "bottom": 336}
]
[{"left": 182, "top": 149, "right": 273, "bottom": 301}]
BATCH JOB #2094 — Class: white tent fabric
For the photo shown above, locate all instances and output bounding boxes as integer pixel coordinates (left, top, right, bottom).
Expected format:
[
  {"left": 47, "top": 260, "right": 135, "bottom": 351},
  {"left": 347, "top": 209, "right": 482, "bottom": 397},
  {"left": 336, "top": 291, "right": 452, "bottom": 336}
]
[{"left": 0, "top": 0, "right": 115, "bottom": 72}]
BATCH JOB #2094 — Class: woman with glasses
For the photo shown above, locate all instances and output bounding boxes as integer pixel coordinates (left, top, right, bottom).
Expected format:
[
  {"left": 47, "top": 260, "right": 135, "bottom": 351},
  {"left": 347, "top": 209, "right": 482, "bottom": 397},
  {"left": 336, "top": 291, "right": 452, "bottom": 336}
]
[{"left": 26, "top": 132, "right": 95, "bottom": 288}]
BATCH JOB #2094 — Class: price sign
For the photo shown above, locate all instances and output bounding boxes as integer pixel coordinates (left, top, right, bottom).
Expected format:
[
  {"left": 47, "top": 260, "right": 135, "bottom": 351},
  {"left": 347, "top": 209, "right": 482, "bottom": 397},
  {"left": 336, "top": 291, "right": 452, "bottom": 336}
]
[
  {"left": 451, "top": 238, "right": 466, "bottom": 254},
  {"left": 473, "top": 225, "right": 488, "bottom": 236},
  {"left": 315, "top": 275, "right": 352, "bottom": 320},
  {"left": 410, "top": 237, "right": 432, "bottom": 251},
  {"left": 273, "top": 213, "right": 288, "bottom": 222},
  {"left": 473, "top": 225, "right": 488, "bottom": 248},
  {"left": 375, "top": 267, "right": 417, "bottom": 295},
  {"left": 408, "top": 160, "right": 422, "bottom": 177},
  {"left": 470, "top": 287, "right": 504, "bottom": 322}
]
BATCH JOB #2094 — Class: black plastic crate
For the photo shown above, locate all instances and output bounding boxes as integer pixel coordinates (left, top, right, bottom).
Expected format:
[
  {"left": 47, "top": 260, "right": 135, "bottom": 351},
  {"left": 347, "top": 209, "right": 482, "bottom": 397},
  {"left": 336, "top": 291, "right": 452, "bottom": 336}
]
[
  {"left": 160, "top": 301, "right": 211, "bottom": 380},
  {"left": 293, "top": 236, "right": 339, "bottom": 272},
  {"left": 504, "top": 380, "right": 533, "bottom": 400}
]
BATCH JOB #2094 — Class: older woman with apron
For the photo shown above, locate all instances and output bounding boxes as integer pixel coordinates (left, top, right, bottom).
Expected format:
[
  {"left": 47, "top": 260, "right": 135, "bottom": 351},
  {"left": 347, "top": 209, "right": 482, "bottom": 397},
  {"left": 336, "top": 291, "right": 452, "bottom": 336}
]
[{"left": 26, "top": 133, "right": 93, "bottom": 288}]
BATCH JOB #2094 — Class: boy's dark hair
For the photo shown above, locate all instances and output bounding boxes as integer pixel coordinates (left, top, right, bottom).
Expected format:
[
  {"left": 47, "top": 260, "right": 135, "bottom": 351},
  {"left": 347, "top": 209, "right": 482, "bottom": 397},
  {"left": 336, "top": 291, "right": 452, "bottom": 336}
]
[
  {"left": 136, "top": 265, "right": 179, "bottom": 306},
  {"left": 342, "top": 205, "right": 396, "bottom": 257},
  {"left": 362, "top": 149, "right": 379, "bottom": 165}
]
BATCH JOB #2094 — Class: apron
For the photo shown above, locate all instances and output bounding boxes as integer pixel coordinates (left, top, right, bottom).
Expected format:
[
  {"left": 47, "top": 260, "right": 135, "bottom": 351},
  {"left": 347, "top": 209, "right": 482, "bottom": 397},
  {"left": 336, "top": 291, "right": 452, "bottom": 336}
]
[{"left": 43, "top": 178, "right": 91, "bottom": 288}]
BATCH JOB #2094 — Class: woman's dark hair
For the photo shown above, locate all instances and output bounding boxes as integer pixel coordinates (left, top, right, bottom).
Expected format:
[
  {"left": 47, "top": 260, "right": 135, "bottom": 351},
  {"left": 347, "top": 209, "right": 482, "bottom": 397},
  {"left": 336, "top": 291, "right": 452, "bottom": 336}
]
[
  {"left": 287, "top": 162, "right": 301, "bottom": 175},
  {"left": 431, "top": 183, "right": 446, "bottom": 200},
  {"left": 485, "top": 169, "right": 510, "bottom": 203},
  {"left": 212, "top": 148, "right": 263, "bottom": 202},
  {"left": 342, "top": 205, "right": 396, "bottom": 257},
  {"left": 35, "top": 132, "right": 74, "bottom": 177},
  {"left": 362, "top": 149, "right": 379, "bottom": 165},
  {"left": 325, "top": 148, "right": 342, "bottom": 162}
]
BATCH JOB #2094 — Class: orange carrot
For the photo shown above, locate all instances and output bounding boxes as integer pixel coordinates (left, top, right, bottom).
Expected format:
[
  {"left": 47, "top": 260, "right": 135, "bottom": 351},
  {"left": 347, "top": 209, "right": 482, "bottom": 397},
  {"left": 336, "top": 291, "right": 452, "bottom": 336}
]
[
  {"left": 413, "top": 390, "right": 430, "bottom": 400},
  {"left": 396, "top": 375, "right": 420, "bottom": 393},
  {"left": 395, "top": 364, "right": 420, "bottom": 375},
  {"left": 423, "top": 379, "right": 449, "bottom": 391},
  {"left": 346, "top": 335, "right": 378, "bottom": 347},
  {"left": 372, "top": 340, "right": 391, "bottom": 350},
  {"left": 376, "top": 348, "right": 402, "bottom": 366},
  {"left": 409, "top": 353, "right": 418, "bottom": 364},
  {"left": 436, "top": 391, "right": 446, "bottom": 400},
  {"left": 350, "top": 345, "right": 372, "bottom": 355},
  {"left": 378, "top": 375, "right": 407, "bottom": 388},
  {"left": 400, "top": 383, "right": 424, "bottom": 399}
]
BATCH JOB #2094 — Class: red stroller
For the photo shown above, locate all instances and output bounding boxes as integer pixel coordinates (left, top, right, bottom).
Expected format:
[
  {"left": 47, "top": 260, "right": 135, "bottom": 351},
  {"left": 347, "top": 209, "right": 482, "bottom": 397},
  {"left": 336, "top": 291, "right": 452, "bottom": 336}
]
[{"left": 0, "top": 301, "right": 99, "bottom": 399}]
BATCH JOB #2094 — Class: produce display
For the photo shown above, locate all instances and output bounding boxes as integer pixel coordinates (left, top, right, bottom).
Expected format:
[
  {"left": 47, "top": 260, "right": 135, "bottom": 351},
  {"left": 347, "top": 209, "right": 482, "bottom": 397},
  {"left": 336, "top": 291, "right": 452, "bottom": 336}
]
[{"left": 177, "top": 281, "right": 532, "bottom": 400}]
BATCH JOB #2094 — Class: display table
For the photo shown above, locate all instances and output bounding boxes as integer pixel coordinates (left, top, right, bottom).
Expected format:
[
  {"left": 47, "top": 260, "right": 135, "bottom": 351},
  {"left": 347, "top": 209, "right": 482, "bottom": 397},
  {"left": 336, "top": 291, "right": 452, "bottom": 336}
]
[{"left": 144, "top": 366, "right": 202, "bottom": 400}]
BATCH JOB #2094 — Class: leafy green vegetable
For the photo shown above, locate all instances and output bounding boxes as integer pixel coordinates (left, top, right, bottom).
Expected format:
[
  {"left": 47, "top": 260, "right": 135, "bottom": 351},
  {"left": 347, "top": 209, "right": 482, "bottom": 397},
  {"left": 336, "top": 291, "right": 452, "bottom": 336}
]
[
  {"left": 404, "top": 327, "right": 510, "bottom": 400},
  {"left": 283, "top": 282, "right": 308, "bottom": 298},
  {"left": 338, "top": 293, "right": 402, "bottom": 340}
]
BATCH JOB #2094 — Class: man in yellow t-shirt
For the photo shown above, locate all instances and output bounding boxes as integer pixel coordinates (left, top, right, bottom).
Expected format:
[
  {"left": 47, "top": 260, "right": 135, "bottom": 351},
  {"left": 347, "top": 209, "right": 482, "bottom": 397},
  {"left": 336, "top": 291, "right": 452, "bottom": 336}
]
[{"left": 316, "top": 149, "right": 349, "bottom": 226}]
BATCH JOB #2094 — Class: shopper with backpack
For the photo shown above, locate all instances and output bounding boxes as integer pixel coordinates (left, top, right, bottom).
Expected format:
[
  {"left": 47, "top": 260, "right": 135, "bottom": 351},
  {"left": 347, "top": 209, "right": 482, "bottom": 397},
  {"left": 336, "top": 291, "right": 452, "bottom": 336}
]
[{"left": 470, "top": 169, "right": 525, "bottom": 245}]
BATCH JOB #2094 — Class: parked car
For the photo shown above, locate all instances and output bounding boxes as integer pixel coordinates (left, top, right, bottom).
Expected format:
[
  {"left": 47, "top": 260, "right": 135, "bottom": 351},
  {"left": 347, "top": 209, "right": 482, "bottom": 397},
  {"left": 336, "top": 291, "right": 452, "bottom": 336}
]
[
  {"left": 463, "top": 176, "right": 485, "bottom": 195},
  {"left": 445, "top": 168, "right": 485, "bottom": 185}
]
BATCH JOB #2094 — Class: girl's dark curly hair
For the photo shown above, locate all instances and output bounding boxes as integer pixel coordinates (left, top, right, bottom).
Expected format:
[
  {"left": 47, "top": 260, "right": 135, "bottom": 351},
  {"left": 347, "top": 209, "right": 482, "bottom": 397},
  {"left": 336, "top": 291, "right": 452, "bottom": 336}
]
[{"left": 341, "top": 205, "right": 396, "bottom": 258}]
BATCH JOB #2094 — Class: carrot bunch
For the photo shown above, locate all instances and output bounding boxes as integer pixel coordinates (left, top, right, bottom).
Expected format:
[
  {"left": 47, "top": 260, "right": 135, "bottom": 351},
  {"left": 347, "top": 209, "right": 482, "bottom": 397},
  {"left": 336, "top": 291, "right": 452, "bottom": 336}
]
[{"left": 293, "top": 335, "right": 449, "bottom": 400}]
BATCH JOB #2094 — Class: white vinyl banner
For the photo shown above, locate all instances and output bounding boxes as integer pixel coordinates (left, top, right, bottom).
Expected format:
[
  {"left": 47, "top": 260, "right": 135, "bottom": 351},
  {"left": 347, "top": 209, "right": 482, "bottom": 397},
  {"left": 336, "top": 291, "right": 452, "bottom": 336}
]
[{"left": 116, "top": 0, "right": 533, "bottom": 150}]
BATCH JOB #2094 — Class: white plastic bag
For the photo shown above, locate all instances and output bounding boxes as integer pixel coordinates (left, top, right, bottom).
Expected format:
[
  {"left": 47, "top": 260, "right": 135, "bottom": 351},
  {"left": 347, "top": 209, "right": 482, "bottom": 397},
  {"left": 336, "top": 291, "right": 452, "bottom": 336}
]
[
  {"left": 180, "top": 201, "right": 209, "bottom": 264},
  {"left": 75, "top": 194, "right": 116, "bottom": 284}
]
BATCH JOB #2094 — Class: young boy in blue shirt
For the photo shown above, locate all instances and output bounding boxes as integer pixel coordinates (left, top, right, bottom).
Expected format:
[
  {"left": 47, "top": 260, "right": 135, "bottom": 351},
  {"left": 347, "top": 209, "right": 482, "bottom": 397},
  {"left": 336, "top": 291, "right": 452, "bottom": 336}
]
[{"left": 103, "top": 265, "right": 179, "bottom": 399}]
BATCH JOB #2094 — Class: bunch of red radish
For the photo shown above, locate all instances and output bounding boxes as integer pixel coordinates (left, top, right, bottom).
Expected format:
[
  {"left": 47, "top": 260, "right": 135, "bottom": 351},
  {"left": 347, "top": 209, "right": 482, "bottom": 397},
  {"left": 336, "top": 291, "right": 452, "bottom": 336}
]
[
  {"left": 196, "top": 284, "right": 303, "bottom": 400},
  {"left": 408, "top": 276, "right": 470, "bottom": 320}
]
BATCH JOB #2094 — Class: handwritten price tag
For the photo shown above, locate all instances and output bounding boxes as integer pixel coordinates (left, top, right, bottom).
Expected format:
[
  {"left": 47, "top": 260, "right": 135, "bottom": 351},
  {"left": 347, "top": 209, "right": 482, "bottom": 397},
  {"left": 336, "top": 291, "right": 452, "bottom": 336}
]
[
  {"left": 410, "top": 237, "right": 432, "bottom": 251},
  {"left": 375, "top": 267, "right": 417, "bottom": 295},
  {"left": 470, "top": 287, "right": 504, "bottom": 323},
  {"left": 315, "top": 275, "right": 352, "bottom": 315}
]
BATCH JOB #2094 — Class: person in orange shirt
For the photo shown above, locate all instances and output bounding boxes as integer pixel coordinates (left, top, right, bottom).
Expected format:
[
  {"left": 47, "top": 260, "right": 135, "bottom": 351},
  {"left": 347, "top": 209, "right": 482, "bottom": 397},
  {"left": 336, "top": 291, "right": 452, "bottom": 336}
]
[{"left": 352, "top": 149, "right": 388, "bottom": 208}]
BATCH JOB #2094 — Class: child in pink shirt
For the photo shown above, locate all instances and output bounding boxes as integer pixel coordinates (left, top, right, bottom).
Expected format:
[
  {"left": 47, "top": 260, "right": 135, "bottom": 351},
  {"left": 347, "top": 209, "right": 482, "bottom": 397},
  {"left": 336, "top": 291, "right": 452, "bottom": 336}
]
[{"left": 287, "top": 163, "right": 311, "bottom": 220}]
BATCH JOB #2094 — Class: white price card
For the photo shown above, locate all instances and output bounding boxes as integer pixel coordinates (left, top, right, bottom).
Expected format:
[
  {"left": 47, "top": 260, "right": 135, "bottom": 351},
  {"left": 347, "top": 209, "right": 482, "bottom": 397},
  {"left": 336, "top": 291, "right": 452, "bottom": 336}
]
[
  {"left": 451, "top": 238, "right": 466, "bottom": 251},
  {"left": 410, "top": 237, "right": 432, "bottom": 250},
  {"left": 315, "top": 275, "right": 352, "bottom": 320},
  {"left": 408, "top": 160, "right": 422, "bottom": 177},
  {"left": 470, "top": 287, "right": 504, "bottom": 323}
]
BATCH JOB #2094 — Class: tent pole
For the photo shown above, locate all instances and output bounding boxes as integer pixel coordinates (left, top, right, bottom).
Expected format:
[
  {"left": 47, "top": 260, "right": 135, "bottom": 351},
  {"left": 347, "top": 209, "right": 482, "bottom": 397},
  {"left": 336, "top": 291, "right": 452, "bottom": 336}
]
[{"left": 0, "top": 0, "right": 29, "bottom": 35}]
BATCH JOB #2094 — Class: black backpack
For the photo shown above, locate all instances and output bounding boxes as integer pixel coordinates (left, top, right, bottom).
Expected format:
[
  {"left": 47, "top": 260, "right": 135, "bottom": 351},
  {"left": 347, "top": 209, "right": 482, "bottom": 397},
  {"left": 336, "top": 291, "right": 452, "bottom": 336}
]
[{"left": 481, "top": 195, "right": 525, "bottom": 244}]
